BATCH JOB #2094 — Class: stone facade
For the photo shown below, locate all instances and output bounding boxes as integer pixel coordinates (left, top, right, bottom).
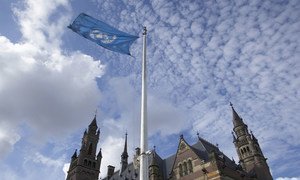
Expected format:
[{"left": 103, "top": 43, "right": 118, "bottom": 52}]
[
  {"left": 67, "top": 105, "right": 273, "bottom": 180},
  {"left": 66, "top": 117, "right": 102, "bottom": 180}
]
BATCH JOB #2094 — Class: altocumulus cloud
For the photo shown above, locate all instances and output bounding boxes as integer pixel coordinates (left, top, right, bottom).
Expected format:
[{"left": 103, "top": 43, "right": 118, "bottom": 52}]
[
  {"left": 0, "top": 0, "right": 300, "bottom": 179},
  {"left": 93, "top": 0, "right": 300, "bottom": 178}
]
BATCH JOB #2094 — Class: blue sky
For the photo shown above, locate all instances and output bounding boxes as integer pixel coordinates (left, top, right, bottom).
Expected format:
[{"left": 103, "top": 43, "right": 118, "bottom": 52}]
[{"left": 0, "top": 0, "right": 299, "bottom": 179}]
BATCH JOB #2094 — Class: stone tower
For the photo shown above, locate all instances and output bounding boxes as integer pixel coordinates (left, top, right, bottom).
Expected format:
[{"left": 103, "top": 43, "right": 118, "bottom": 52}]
[
  {"left": 149, "top": 148, "right": 161, "bottom": 180},
  {"left": 231, "top": 103, "right": 273, "bottom": 180},
  {"left": 66, "top": 116, "right": 102, "bottom": 180},
  {"left": 120, "top": 132, "right": 128, "bottom": 173}
]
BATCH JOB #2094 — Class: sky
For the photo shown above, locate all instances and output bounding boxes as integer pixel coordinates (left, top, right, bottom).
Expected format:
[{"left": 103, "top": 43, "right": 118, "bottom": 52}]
[{"left": 0, "top": 0, "right": 299, "bottom": 179}]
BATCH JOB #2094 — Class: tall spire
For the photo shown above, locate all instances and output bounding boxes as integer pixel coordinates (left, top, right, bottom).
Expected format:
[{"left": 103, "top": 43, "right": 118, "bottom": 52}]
[
  {"left": 89, "top": 115, "right": 98, "bottom": 128},
  {"left": 88, "top": 114, "right": 98, "bottom": 134},
  {"left": 122, "top": 132, "right": 128, "bottom": 155},
  {"left": 230, "top": 102, "right": 245, "bottom": 127},
  {"left": 231, "top": 104, "right": 273, "bottom": 180},
  {"left": 67, "top": 115, "right": 101, "bottom": 180},
  {"left": 120, "top": 132, "right": 128, "bottom": 173}
]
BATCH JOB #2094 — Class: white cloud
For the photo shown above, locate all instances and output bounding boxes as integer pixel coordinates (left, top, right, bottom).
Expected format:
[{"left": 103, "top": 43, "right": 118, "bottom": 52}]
[
  {"left": 101, "top": 76, "right": 189, "bottom": 137},
  {"left": 63, "top": 163, "right": 70, "bottom": 179},
  {"left": 276, "top": 178, "right": 300, "bottom": 180},
  {"left": 0, "top": 121, "right": 20, "bottom": 159},
  {"left": 0, "top": 34, "right": 104, "bottom": 144},
  {"left": 13, "top": 0, "right": 70, "bottom": 49},
  {"left": 100, "top": 136, "right": 124, "bottom": 178},
  {"left": 0, "top": 0, "right": 105, "bottom": 158},
  {"left": 29, "top": 152, "right": 64, "bottom": 167}
]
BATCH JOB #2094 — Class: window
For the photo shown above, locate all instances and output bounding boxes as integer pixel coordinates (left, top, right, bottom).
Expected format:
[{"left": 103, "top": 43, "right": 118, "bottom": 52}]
[
  {"left": 188, "top": 160, "right": 193, "bottom": 173},
  {"left": 178, "top": 159, "right": 193, "bottom": 177},
  {"left": 183, "top": 162, "right": 188, "bottom": 175},
  {"left": 179, "top": 164, "right": 183, "bottom": 177},
  {"left": 88, "top": 143, "right": 93, "bottom": 155}
]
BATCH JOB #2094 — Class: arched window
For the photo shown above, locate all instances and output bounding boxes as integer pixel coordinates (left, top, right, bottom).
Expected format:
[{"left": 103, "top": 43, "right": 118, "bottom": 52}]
[
  {"left": 188, "top": 159, "right": 193, "bottom": 173},
  {"left": 179, "top": 164, "right": 183, "bottom": 177},
  {"left": 246, "top": 146, "right": 250, "bottom": 152},
  {"left": 84, "top": 159, "right": 87, "bottom": 165},
  {"left": 183, "top": 162, "right": 188, "bottom": 175},
  {"left": 93, "top": 162, "right": 96, "bottom": 168}
]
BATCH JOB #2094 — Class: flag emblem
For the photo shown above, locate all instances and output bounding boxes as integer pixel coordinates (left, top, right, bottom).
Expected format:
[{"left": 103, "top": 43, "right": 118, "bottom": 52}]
[{"left": 89, "top": 29, "right": 117, "bottom": 44}]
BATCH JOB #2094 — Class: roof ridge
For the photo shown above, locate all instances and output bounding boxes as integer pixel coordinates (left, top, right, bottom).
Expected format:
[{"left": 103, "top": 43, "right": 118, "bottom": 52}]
[{"left": 198, "top": 136, "right": 217, "bottom": 149}]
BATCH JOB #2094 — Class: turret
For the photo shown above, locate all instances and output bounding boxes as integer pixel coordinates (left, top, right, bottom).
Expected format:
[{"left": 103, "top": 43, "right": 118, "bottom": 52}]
[
  {"left": 66, "top": 115, "right": 101, "bottom": 180},
  {"left": 149, "top": 147, "right": 161, "bottom": 180},
  {"left": 120, "top": 132, "right": 128, "bottom": 173},
  {"left": 230, "top": 103, "right": 272, "bottom": 180}
]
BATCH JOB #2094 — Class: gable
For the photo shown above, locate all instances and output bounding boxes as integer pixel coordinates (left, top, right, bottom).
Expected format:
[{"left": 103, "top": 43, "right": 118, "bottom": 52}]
[{"left": 169, "top": 137, "right": 207, "bottom": 178}]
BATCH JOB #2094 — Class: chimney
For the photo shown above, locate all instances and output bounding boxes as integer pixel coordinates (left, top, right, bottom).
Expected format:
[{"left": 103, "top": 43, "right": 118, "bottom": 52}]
[{"left": 107, "top": 165, "right": 115, "bottom": 179}]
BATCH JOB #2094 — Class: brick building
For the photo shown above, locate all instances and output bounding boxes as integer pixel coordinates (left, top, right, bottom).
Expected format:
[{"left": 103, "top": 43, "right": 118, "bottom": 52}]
[{"left": 66, "top": 104, "right": 273, "bottom": 180}]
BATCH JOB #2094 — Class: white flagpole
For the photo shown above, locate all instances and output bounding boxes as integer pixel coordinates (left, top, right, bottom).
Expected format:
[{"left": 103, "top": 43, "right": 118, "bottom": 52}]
[{"left": 140, "top": 26, "right": 148, "bottom": 180}]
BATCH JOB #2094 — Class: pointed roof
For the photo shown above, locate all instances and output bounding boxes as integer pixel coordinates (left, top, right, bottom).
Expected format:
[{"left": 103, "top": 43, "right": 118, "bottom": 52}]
[
  {"left": 121, "top": 132, "right": 128, "bottom": 157},
  {"left": 169, "top": 135, "right": 210, "bottom": 176},
  {"left": 97, "top": 148, "right": 102, "bottom": 158},
  {"left": 120, "top": 133, "right": 129, "bottom": 173},
  {"left": 230, "top": 102, "right": 245, "bottom": 127},
  {"left": 149, "top": 147, "right": 159, "bottom": 167},
  {"left": 72, "top": 149, "right": 77, "bottom": 158},
  {"left": 193, "top": 135, "right": 220, "bottom": 161},
  {"left": 89, "top": 115, "right": 98, "bottom": 128}
]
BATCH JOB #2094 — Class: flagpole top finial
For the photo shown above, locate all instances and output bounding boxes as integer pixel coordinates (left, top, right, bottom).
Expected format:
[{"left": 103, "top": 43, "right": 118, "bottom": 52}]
[{"left": 143, "top": 26, "right": 147, "bottom": 35}]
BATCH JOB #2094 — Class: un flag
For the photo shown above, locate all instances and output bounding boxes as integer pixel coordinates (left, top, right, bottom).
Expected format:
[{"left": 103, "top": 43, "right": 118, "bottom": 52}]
[{"left": 68, "top": 13, "right": 139, "bottom": 55}]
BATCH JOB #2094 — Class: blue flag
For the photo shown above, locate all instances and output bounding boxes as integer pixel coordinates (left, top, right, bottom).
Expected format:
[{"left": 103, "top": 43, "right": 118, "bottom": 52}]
[{"left": 68, "top": 13, "right": 139, "bottom": 55}]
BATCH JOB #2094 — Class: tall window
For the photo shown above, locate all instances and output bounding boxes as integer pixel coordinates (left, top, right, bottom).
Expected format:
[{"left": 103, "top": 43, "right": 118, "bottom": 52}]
[
  {"left": 183, "top": 162, "right": 188, "bottom": 175},
  {"left": 188, "top": 159, "right": 193, "bottom": 173},
  {"left": 179, "top": 164, "right": 183, "bottom": 177},
  {"left": 88, "top": 143, "right": 93, "bottom": 155}
]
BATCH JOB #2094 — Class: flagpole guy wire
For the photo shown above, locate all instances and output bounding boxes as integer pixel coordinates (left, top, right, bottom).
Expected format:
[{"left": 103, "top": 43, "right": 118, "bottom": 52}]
[{"left": 140, "top": 26, "right": 148, "bottom": 180}]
